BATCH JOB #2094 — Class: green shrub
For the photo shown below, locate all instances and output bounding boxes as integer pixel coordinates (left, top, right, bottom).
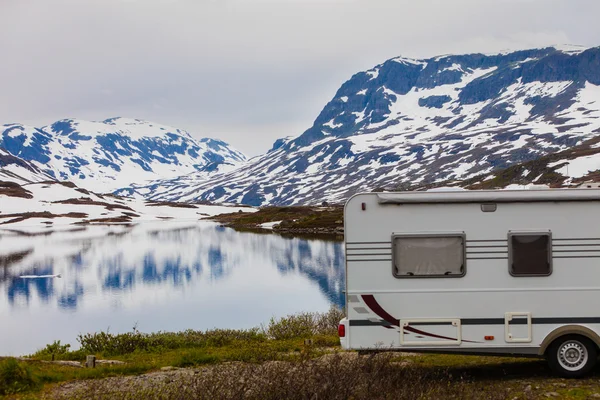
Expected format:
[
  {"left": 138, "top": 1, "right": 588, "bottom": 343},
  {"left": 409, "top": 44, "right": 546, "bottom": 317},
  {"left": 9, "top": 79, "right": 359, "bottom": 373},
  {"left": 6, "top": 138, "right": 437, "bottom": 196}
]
[
  {"left": 264, "top": 306, "right": 344, "bottom": 340},
  {"left": 78, "top": 327, "right": 150, "bottom": 356},
  {"left": 32, "top": 340, "right": 71, "bottom": 358},
  {"left": 48, "top": 308, "right": 343, "bottom": 358},
  {"left": 77, "top": 327, "right": 267, "bottom": 356},
  {"left": 0, "top": 358, "right": 38, "bottom": 395}
]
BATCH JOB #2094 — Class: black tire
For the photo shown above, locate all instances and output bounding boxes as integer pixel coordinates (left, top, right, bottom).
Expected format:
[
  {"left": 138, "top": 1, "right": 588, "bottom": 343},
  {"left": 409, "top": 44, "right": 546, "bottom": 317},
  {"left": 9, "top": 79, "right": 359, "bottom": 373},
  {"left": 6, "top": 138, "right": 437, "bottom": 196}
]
[{"left": 546, "top": 334, "right": 597, "bottom": 378}]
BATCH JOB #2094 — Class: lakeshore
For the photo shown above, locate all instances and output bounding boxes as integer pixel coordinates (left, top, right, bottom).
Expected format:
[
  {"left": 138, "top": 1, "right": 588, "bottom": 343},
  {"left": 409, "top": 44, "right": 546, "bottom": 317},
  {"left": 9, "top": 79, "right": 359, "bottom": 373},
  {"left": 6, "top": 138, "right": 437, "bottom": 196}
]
[
  {"left": 210, "top": 205, "right": 344, "bottom": 238},
  {"left": 2, "top": 310, "right": 600, "bottom": 399}
]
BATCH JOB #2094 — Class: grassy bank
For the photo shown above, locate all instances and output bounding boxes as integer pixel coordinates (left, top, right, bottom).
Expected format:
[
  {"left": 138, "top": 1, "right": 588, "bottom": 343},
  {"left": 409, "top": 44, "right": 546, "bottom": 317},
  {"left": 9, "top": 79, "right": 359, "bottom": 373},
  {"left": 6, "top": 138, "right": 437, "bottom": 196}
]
[
  {"left": 0, "top": 308, "right": 343, "bottom": 398},
  {"left": 211, "top": 206, "right": 344, "bottom": 237},
  {"left": 3, "top": 307, "right": 600, "bottom": 399}
]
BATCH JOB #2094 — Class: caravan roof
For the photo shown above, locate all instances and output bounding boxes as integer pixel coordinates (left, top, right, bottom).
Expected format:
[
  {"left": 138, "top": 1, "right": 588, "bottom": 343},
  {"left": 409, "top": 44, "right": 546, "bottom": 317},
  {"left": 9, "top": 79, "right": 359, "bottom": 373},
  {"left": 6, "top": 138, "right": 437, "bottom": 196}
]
[{"left": 375, "top": 188, "right": 600, "bottom": 205}]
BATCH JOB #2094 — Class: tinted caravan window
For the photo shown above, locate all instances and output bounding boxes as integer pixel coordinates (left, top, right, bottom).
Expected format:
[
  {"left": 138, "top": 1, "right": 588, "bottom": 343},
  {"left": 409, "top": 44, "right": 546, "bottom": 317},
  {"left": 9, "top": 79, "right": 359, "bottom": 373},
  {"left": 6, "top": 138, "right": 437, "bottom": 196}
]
[
  {"left": 392, "top": 234, "right": 465, "bottom": 278},
  {"left": 509, "top": 232, "right": 552, "bottom": 276}
]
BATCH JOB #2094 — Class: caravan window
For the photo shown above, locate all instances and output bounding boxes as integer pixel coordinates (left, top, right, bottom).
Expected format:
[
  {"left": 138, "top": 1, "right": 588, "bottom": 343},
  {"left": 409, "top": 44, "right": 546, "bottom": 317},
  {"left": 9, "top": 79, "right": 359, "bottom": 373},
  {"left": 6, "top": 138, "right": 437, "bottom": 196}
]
[
  {"left": 509, "top": 232, "right": 552, "bottom": 276},
  {"left": 392, "top": 234, "right": 466, "bottom": 278}
]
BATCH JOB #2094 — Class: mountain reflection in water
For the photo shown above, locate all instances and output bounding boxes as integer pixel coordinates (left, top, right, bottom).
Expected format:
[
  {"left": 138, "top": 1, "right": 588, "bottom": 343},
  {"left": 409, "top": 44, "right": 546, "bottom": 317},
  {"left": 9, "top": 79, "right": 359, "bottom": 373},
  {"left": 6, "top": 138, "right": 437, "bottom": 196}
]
[{"left": 0, "top": 221, "right": 345, "bottom": 355}]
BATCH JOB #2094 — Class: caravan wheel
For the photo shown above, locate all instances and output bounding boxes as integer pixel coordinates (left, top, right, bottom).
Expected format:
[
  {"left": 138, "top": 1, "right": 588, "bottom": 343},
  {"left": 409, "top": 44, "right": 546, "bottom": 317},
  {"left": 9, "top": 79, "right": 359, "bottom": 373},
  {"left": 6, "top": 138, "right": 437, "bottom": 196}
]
[{"left": 547, "top": 335, "right": 597, "bottom": 378}]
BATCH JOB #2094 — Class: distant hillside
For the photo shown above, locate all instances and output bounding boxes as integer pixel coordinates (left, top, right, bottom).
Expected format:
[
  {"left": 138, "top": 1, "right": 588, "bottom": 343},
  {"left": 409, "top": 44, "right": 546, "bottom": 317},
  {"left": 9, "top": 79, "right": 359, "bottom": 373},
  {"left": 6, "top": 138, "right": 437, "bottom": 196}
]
[{"left": 0, "top": 117, "right": 246, "bottom": 193}]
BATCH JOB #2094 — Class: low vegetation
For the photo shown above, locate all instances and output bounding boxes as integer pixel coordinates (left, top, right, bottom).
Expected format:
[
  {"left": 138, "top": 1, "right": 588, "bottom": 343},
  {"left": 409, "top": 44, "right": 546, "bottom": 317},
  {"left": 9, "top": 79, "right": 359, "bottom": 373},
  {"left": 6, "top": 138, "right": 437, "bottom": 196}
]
[
  {"left": 211, "top": 205, "right": 344, "bottom": 237},
  {"left": 3, "top": 307, "right": 600, "bottom": 399},
  {"left": 0, "top": 358, "right": 38, "bottom": 396}
]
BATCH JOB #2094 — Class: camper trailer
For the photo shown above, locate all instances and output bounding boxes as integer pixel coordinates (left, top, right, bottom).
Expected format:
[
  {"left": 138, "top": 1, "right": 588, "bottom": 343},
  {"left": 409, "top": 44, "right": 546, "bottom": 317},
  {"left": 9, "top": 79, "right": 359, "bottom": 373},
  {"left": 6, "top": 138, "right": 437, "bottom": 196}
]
[{"left": 339, "top": 189, "right": 600, "bottom": 377}]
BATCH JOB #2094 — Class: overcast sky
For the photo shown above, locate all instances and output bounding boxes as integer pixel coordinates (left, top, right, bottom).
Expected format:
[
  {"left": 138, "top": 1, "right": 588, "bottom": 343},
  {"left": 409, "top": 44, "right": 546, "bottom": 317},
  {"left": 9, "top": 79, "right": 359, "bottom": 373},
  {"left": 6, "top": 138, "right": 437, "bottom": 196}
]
[{"left": 1, "top": 0, "right": 599, "bottom": 156}]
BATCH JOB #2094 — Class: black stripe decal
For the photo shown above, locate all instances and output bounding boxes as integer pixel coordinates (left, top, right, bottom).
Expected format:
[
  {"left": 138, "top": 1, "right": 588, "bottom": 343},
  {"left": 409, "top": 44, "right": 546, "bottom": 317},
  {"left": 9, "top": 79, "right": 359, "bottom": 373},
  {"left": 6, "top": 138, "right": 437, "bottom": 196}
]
[
  {"left": 466, "top": 245, "right": 508, "bottom": 248},
  {"left": 346, "top": 247, "right": 391, "bottom": 250},
  {"left": 409, "top": 321, "right": 455, "bottom": 326},
  {"left": 351, "top": 257, "right": 515, "bottom": 260},
  {"left": 349, "top": 317, "right": 600, "bottom": 327},
  {"left": 347, "top": 241, "right": 390, "bottom": 245},
  {"left": 346, "top": 253, "right": 392, "bottom": 256},
  {"left": 553, "top": 249, "right": 600, "bottom": 253},
  {"left": 349, "top": 320, "right": 393, "bottom": 327},
  {"left": 531, "top": 317, "right": 600, "bottom": 324},
  {"left": 554, "top": 244, "right": 600, "bottom": 247},
  {"left": 466, "top": 251, "right": 508, "bottom": 254},
  {"left": 553, "top": 238, "right": 600, "bottom": 241},
  {"left": 554, "top": 256, "right": 600, "bottom": 259},
  {"left": 348, "top": 239, "right": 600, "bottom": 246}
]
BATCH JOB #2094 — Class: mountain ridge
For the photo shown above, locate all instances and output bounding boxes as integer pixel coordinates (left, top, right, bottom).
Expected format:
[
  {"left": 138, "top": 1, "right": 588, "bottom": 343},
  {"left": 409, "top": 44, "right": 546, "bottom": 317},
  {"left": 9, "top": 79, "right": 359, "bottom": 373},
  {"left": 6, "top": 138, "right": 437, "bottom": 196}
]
[
  {"left": 0, "top": 117, "right": 246, "bottom": 193},
  {"left": 124, "top": 46, "right": 600, "bottom": 205}
]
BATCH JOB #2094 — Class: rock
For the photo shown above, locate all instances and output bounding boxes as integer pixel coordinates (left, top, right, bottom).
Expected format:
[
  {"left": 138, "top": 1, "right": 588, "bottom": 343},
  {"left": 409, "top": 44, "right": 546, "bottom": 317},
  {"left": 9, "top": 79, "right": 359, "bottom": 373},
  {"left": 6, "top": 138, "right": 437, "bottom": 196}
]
[
  {"left": 15, "top": 358, "right": 82, "bottom": 368},
  {"left": 390, "top": 361, "right": 412, "bottom": 367},
  {"left": 590, "top": 394, "right": 600, "bottom": 398},
  {"left": 160, "top": 366, "right": 180, "bottom": 371},
  {"left": 96, "top": 359, "right": 125, "bottom": 365},
  {"left": 50, "top": 361, "right": 83, "bottom": 368},
  {"left": 544, "top": 393, "right": 560, "bottom": 398},
  {"left": 314, "top": 352, "right": 358, "bottom": 364},
  {"left": 524, "top": 385, "right": 532, "bottom": 392}
]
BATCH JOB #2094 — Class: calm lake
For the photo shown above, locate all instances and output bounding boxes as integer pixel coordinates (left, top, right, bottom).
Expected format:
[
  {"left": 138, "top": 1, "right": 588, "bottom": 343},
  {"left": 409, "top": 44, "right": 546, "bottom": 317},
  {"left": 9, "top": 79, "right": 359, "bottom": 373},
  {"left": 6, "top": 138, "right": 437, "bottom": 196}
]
[{"left": 0, "top": 221, "right": 345, "bottom": 355}]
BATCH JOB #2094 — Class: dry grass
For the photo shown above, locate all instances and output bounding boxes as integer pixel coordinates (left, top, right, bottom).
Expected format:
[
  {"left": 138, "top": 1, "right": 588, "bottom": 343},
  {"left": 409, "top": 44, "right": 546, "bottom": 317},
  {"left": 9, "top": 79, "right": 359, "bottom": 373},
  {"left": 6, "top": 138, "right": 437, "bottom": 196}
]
[
  {"left": 39, "top": 352, "right": 600, "bottom": 400},
  {"left": 7, "top": 309, "right": 600, "bottom": 399},
  {"left": 38, "top": 353, "right": 568, "bottom": 400}
]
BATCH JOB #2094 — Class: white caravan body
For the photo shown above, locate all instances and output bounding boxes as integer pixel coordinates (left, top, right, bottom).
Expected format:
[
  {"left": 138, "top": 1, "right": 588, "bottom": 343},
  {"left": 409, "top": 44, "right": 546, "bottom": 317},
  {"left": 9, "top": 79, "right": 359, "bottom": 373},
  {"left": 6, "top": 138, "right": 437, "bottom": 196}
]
[{"left": 339, "top": 189, "right": 600, "bottom": 363}]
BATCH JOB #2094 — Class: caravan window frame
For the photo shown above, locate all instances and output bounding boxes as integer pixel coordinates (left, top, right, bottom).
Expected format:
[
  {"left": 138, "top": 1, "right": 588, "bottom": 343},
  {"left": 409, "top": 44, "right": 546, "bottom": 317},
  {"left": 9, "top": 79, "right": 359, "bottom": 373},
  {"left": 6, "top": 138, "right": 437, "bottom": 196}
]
[
  {"left": 508, "top": 231, "right": 553, "bottom": 277},
  {"left": 391, "top": 232, "right": 467, "bottom": 279}
]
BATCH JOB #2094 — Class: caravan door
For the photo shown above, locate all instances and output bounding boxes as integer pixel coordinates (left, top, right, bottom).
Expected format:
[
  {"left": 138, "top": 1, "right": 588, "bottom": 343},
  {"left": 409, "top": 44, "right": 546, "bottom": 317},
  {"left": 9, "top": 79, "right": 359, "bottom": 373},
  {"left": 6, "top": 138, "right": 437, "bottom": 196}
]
[{"left": 505, "top": 312, "right": 532, "bottom": 343}]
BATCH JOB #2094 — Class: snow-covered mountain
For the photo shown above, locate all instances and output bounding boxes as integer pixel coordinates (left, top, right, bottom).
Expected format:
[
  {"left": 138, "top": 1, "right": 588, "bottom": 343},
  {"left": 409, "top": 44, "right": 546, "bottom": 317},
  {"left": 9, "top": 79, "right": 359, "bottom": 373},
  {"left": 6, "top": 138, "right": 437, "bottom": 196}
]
[
  {"left": 0, "top": 118, "right": 246, "bottom": 193},
  {"left": 128, "top": 45, "right": 600, "bottom": 205}
]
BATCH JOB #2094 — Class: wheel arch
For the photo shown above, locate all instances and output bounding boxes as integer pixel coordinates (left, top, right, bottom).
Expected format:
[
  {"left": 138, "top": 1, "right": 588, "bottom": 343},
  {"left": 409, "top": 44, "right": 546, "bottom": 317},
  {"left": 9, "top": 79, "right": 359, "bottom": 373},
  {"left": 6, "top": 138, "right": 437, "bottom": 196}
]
[{"left": 538, "top": 325, "right": 600, "bottom": 356}]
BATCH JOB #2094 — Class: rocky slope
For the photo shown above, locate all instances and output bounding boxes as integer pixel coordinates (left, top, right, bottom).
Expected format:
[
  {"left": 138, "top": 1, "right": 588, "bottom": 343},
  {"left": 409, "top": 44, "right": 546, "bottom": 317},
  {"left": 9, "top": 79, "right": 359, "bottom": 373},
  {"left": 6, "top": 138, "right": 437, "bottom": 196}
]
[
  {"left": 128, "top": 45, "right": 600, "bottom": 205},
  {"left": 0, "top": 148, "right": 53, "bottom": 184},
  {"left": 434, "top": 135, "right": 600, "bottom": 190}
]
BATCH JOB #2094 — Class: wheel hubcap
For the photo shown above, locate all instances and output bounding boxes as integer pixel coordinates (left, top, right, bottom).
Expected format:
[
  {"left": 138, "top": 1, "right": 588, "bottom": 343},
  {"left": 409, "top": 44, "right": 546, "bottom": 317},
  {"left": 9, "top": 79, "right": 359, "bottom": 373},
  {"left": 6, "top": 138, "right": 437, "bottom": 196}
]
[{"left": 558, "top": 340, "right": 588, "bottom": 371}]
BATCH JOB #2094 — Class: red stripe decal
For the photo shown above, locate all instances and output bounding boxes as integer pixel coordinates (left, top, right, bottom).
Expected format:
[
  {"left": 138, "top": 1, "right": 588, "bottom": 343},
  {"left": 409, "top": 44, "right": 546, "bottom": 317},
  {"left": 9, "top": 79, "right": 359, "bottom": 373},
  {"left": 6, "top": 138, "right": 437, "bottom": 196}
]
[
  {"left": 361, "top": 294, "right": 481, "bottom": 343},
  {"left": 361, "top": 295, "right": 399, "bottom": 327},
  {"left": 404, "top": 326, "right": 459, "bottom": 341}
]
